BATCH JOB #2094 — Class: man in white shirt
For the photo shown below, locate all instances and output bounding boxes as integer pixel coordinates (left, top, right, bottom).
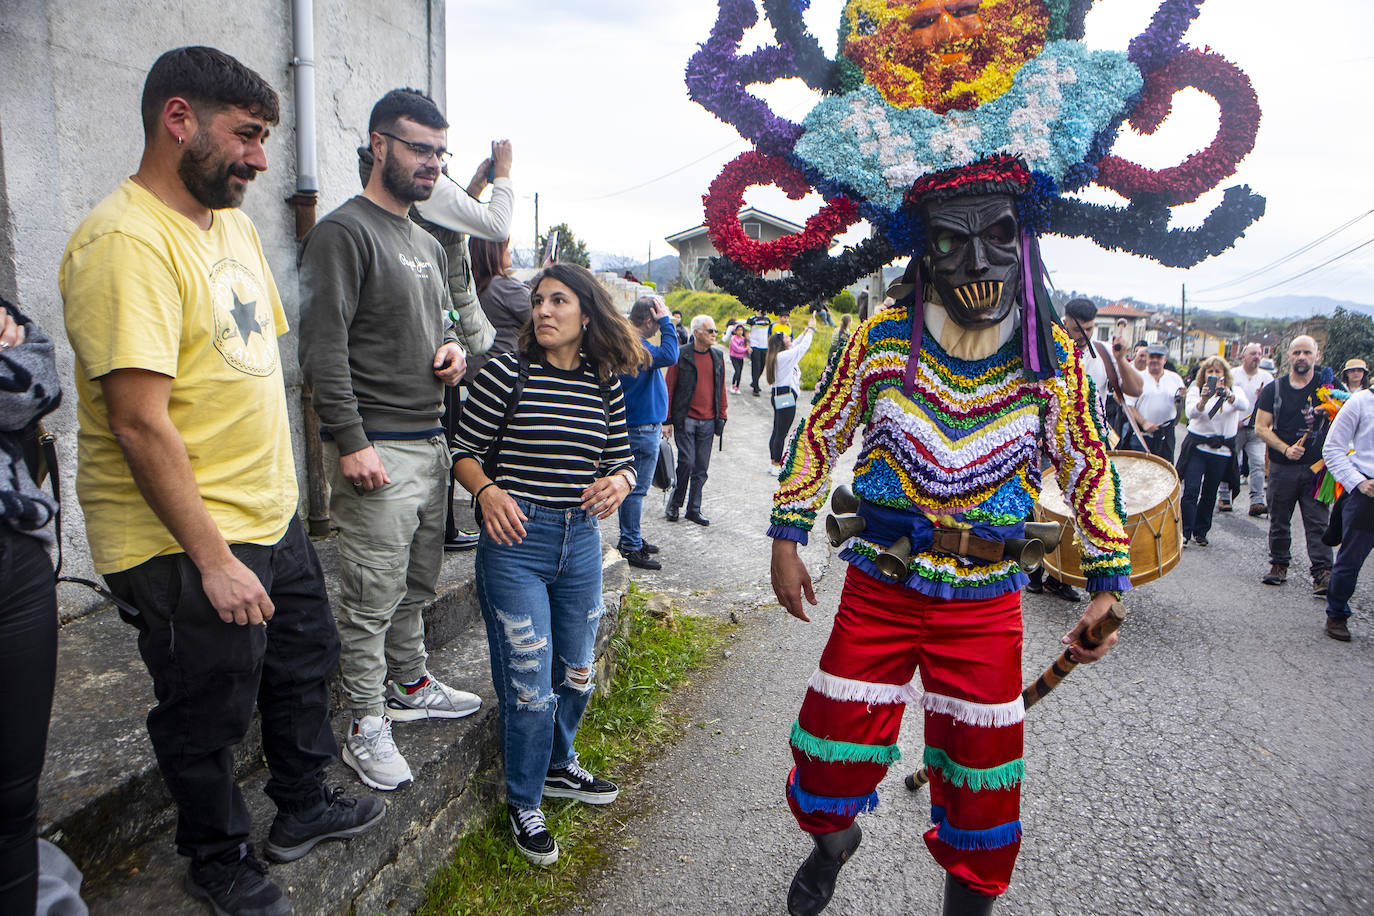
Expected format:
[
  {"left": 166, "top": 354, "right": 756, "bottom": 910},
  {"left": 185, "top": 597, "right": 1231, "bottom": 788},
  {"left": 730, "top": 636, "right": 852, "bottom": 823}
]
[
  {"left": 1320, "top": 388, "right": 1374, "bottom": 641},
  {"left": 1218, "top": 343, "right": 1273, "bottom": 516},
  {"left": 1126, "top": 344, "right": 1185, "bottom": 459},
  {"left": 1061, "top": 299, "right": 1143, "bottom": 428}
]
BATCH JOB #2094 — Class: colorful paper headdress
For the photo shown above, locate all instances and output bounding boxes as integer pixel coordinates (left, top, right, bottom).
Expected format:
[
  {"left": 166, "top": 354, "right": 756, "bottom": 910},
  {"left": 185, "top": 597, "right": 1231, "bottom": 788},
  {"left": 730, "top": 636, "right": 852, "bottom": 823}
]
[{"left": 686, "top": 0, "right": 1265, "bottom": 313}]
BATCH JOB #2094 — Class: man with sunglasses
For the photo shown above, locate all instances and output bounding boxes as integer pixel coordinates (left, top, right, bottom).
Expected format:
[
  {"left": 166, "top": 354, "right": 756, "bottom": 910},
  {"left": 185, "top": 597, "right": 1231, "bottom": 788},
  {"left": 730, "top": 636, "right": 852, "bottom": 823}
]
[
  {"left": 665, "top": 315, "right": 728, "bottom": 526},
  {"left": 299, "top": 88, "right": 481, "bottom": 795}
]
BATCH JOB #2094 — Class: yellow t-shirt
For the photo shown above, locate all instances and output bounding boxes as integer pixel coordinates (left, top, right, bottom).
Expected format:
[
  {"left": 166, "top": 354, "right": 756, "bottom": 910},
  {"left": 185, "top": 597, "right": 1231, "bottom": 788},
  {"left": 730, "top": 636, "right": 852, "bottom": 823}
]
[{"left": 60, "top": 179, "right": 297, "bottom": 574}]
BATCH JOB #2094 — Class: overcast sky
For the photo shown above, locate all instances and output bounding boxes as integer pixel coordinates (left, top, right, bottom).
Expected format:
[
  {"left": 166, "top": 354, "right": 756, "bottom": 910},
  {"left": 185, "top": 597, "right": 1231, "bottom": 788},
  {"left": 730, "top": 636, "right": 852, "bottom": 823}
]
[{"left": 446, "top": 0, "right": 1373, "bottom": 309}]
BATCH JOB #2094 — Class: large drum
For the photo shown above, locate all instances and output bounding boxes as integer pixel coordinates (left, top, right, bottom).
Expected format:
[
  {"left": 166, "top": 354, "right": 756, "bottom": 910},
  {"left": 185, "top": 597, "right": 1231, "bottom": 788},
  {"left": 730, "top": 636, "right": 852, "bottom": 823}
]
[{"left": 1035, "top": 450, "right": 1181, "bottom": 587}]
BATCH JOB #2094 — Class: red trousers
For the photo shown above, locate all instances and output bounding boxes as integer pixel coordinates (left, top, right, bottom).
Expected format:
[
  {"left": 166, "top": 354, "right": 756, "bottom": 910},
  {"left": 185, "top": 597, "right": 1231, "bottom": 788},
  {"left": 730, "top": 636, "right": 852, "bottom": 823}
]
[{"left": 787, "top": 566, "right": 1024, "bottom": 896}]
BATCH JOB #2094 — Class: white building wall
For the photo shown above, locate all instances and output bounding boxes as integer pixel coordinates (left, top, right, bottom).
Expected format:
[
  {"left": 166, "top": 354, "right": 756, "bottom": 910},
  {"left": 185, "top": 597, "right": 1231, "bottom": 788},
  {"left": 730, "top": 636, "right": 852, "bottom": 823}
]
[{"left": 0, "top": 0, "right": 444, "bottom": 603}]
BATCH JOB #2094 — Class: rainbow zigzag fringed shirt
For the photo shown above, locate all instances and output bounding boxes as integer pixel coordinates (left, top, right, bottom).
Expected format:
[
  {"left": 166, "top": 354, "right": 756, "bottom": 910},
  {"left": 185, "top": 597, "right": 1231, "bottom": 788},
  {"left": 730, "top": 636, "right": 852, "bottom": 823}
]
[{"left": 768, "top": 305, "right": 1132, "bottom": 598}]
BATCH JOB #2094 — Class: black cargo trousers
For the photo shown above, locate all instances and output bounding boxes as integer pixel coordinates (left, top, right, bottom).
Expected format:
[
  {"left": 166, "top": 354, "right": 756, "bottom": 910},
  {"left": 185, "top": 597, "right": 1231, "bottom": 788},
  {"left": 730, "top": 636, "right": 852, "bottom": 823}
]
[{"left": 105, "top": 516, "right": 341, "bottom": 864}]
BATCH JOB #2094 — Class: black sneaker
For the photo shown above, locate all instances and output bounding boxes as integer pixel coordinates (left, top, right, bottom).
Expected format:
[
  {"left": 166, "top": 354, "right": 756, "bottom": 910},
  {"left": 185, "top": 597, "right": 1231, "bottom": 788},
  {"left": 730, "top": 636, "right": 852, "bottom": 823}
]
[
  {"left": 186, "top": 849, "right": 290, "bottom": 916},
  {"left": 665, "top": 506, "right": 680, "bottom": 522},
  {"left": 544, "top": 759, "right": 619, "bottom": 804},
  {"left": 508, "top": 805, "right": 558, "bottom": 866},
  {"left": 265, "top": 787, "right": 386, "bottom": 863},
  {"left": 642, "top": 542, "right": 661, "bottom": 555},
  {"left": 1043, "top": 576, "right": 1082, "bottom": 602},
  {"left": 620, "top": 547, "right": 662, "bottom": 570}
]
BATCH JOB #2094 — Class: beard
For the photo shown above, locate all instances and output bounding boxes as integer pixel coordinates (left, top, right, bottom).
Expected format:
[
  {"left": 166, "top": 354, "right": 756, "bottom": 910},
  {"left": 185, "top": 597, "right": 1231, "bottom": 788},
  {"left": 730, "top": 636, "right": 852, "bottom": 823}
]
[
  {"left": 380, "top": 153, "right": 438, "bottom": 204},
  {"left": 178, "top": 131, "right": 255, "bottom": 210}
]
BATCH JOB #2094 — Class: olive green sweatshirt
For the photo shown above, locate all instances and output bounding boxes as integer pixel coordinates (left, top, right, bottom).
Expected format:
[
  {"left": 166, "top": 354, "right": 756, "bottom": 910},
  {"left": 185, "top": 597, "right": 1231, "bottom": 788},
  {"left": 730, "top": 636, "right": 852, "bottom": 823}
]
[{"left": 298, "top": 195, "right": 457, "bottom": 455}]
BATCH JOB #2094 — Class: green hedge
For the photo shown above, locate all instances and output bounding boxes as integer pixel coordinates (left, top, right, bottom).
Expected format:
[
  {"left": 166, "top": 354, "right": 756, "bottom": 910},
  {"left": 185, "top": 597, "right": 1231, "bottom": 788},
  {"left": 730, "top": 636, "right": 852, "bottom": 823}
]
[{"left": 664, "top": 291, "right": 838, "bottom": 390}]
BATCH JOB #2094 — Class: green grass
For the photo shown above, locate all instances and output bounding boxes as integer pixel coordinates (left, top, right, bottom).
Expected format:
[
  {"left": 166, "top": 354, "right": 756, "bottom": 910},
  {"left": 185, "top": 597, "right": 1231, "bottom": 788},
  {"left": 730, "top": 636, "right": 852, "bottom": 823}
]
[
  {"left": 413, "top": 586, "right": 732, "bottom": 916},
  {"left": 664, "top": 291, "right": 839, "bottom": 390}
]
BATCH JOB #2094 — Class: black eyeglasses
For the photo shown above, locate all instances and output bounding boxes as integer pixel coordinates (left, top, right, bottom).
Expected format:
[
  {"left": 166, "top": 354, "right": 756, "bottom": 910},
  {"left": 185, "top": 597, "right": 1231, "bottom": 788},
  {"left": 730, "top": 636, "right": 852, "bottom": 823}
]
[{"left": 378, "top": 131, "right": 450, "bottom": 165}]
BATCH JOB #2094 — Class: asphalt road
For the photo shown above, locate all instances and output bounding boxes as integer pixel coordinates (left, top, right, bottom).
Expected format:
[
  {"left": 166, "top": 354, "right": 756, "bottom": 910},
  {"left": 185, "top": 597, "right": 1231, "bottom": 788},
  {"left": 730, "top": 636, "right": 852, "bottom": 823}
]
[{"left": 566, "top": 382, "right": 1374, "bottom": 916}]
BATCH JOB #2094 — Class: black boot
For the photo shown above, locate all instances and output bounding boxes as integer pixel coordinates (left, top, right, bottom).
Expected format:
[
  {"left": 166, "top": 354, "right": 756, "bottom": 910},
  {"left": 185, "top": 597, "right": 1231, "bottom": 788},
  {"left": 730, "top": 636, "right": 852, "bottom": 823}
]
[
  {"left": 787, "top": 824, "right": 862, "bottom": 916},
  {"left": 942, "top": 874, "right": 996, "bottom": 915}
]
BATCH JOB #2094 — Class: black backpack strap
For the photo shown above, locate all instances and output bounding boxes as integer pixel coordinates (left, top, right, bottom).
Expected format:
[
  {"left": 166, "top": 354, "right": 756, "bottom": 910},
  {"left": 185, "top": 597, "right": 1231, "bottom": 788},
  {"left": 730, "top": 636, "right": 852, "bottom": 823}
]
[
  {"left": 482, "top": 354, "right": 529, "bottom": 483},
  {"left": 27, "top": 421, "right": 145, "bottom": 618}
]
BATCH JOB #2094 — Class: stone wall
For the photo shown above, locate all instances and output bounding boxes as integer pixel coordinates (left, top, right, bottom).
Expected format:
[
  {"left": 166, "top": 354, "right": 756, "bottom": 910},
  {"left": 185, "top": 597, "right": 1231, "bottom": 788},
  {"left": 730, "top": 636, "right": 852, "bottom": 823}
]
[{"left": 0, "top": 0, "right": 444, "bottom": 608}]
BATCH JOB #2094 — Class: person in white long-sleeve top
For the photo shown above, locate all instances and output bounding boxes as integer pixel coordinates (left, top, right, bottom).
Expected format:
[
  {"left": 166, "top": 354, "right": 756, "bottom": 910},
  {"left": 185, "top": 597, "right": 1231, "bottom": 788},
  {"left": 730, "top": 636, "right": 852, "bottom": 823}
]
[
  {"left": 765, "top": 314, "right": 817, "bottom": 469},
  {"left": 1176, "top": 357, "right": 1249, "bottom": 547},
  {"left": 1320, "top": 387, "right": 1374, "bottom": 641}
]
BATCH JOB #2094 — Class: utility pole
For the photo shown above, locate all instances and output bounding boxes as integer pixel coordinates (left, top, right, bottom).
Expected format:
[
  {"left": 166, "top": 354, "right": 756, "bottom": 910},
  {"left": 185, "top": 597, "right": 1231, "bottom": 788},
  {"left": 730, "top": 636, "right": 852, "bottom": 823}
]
[
  {"left": 647, "top": 240, "right": 652, "bottom": 285},
  {"left": 1179, "top": 283, "right": 1187, "bottom": 365},
  {"left": 533, "top": 192, "right": 539, "bottom": 260}
]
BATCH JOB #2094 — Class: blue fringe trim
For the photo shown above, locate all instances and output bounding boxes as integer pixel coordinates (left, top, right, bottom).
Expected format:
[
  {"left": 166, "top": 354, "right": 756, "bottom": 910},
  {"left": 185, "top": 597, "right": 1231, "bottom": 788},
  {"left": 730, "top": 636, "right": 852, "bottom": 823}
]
[
  {"left": 789, "top": 771, "right": 880, "bottom": 818},
  {"left": 929, "top": 806, "right": 1022, "bottom": 851},
  {"left": 768, "top": 524, "right": 809, "bottom": 546},
  {"left": 839, "top": 552, "right": 1026, "bottom": 600},
  {"left": 1085, "top": 574, "right": 1133, "bottom": 594}
]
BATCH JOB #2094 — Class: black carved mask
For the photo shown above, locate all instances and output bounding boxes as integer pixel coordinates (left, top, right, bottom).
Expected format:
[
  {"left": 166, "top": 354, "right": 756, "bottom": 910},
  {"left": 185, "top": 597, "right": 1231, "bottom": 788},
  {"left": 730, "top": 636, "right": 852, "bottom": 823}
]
[{"left": 922, "top": 194, "right": 1021, "bottom": 330}]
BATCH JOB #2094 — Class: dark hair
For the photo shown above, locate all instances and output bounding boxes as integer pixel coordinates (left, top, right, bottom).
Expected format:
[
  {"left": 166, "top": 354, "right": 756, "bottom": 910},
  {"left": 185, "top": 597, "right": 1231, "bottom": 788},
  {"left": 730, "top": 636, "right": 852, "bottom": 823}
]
[
  {"left": 469, "top": 237, "right": 508, "bottom": 296},
  {"left": 141, "top": 46, "right": 279, "bottom": 137},
  {"left": 764, "top": 330, "right": 789, "bottom": 386},
  {"left": 519, "top": 264, "right": 648, "bottom": 379},
  {"left": 368, "top": 88, "right": 448, "bottom": 134},
  {"left": 1064, "top": 298, "right": 1097, "bottom": 324},
  {"left": 629, "top": 297, "right": 657, "bottom": 326},
  {"left": 671, "top": 309, "right": 683, "bottom": 318}
]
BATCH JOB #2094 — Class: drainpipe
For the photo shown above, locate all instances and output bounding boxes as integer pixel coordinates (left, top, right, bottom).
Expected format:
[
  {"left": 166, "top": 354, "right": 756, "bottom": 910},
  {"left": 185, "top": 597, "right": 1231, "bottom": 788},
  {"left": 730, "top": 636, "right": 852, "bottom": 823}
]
[{"left": 288, "top": 0, "right": 330, "bottom": 537}]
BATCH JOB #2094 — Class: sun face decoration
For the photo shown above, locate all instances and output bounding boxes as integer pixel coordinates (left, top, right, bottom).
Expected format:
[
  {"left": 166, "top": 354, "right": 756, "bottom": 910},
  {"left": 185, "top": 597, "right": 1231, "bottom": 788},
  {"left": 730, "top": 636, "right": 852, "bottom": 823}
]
[{"left": 840, "top": 0, "right": 1050, "bottom": 113}]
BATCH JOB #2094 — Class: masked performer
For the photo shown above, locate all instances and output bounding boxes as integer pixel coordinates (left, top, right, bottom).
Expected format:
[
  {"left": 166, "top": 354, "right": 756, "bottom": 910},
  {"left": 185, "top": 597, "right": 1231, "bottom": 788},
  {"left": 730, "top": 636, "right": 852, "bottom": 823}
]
[{"left": 685, "top": 1, "right": 1263, "bottom": 913}]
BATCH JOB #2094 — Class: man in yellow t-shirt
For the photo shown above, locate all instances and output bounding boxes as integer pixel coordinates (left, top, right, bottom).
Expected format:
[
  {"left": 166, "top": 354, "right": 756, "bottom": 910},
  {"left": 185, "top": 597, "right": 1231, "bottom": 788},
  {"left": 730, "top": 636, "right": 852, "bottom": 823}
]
[{"left": 60, "top": 47, "right": 381, "bottom": 915}]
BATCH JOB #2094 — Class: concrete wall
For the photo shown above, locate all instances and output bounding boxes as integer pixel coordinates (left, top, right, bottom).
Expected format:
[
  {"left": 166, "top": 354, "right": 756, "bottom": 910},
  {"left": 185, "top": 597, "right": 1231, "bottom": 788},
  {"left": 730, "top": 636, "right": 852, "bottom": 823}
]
[{"left": 0, "top": 0, "right": 445, "bottom": 610}]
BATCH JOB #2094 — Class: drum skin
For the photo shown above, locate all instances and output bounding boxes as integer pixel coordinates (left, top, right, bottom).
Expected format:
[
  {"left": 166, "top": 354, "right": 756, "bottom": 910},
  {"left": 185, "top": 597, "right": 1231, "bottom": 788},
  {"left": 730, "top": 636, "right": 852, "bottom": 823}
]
[{"left": 1034, "top": 450, "right": 1182, "bottom": 587}]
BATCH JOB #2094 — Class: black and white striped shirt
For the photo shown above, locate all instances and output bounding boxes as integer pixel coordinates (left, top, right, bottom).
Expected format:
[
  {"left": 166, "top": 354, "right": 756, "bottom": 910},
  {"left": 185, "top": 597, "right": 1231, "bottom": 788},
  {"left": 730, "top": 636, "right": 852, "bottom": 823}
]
[{"left": 454, "top": 351, "right": 635, "bottom": 508}]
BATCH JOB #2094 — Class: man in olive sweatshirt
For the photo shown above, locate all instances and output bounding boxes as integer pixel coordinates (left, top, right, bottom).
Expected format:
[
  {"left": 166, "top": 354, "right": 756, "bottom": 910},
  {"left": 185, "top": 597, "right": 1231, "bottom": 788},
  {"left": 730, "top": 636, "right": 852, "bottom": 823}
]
[{"left": 299, "top": 88, "right": 481, "bottom": 793}]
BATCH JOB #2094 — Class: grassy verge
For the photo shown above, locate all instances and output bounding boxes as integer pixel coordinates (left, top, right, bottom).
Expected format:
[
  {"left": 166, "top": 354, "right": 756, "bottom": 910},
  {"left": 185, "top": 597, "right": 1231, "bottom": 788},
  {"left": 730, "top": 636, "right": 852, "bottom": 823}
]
[
  {"left": 414, "top": 585, "right": 733, "bottom": 916},
  {"left": 663, "top": 290, "right": 840, "bottom": 390}
]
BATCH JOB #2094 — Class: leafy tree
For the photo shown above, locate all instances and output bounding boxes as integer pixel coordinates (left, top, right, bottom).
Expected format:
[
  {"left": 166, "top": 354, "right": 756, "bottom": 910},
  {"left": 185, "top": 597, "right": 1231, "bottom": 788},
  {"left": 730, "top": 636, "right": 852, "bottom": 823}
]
[
  {"left": 535, "top": 222, "right": 590, "bottom": 267},
  {"left": 1320, "top": 308, "right": 1374, "bottom": 378},
  {"left": 830, "top": 289, "right": 857, "bottom": 314}
]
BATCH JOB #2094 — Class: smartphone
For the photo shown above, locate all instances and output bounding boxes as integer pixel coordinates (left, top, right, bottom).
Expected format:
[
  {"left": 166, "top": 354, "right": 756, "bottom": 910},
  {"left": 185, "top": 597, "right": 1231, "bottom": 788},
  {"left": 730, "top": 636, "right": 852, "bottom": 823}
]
[{"left": 1205, "top": 376, "right": 1218, "bottom": 393}]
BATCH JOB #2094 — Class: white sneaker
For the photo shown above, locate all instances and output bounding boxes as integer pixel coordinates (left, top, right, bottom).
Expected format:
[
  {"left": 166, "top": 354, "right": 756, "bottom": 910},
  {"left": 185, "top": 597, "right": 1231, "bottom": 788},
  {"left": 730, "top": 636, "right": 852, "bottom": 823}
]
[
  {"left": 342, "top": 715, "right": 413, "bottom": 791},
  {"left": 385, "top": 675, "right": 482, "bottom": 721}
]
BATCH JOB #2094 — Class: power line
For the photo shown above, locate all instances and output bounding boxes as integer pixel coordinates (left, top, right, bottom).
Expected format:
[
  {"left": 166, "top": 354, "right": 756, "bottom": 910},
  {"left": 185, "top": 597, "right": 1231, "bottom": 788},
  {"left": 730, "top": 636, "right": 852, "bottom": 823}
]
[
  {"left": 1191, "top": 234, "right": 1374, "bottom": 304},
  {"left": 567, "top": 134, "right": 752, "bottom": 204},
  {"left": 1192, "top": 207, "right": 1374, "bottom": 293},
  {"left": 566, "top": 99, "right": 818, "bottom": 204}
]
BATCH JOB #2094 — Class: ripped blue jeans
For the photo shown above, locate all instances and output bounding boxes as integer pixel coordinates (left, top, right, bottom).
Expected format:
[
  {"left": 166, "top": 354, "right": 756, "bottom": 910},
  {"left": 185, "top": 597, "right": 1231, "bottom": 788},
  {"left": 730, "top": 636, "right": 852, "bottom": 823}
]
[{"left": 475, "top": 499, "right": 604, "bottom": 809}]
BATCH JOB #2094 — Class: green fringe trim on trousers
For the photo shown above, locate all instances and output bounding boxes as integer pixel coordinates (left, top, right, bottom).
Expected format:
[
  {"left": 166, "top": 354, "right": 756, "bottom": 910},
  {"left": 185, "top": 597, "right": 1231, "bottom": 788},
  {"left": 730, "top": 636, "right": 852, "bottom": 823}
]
[
  {"left": 923, "top": 746, "right": 1024, "bottom": 791},
  {"left": 790, "top": 721, "right": 902, "bottom": 765}
]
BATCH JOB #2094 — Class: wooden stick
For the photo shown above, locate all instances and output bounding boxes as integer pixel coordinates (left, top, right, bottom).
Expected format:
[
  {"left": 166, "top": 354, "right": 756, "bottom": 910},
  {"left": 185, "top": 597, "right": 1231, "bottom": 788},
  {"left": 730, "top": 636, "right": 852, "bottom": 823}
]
[{"left": 904, "top": 602, "right": 1127, "bottom": 793}]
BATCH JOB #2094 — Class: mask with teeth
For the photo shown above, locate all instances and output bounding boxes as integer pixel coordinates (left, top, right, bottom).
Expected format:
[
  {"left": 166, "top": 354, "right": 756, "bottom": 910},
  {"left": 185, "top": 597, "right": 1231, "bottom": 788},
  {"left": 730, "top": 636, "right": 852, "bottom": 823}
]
[{"left": 922, "top": 193, "right": 1021, "bottom": 330}]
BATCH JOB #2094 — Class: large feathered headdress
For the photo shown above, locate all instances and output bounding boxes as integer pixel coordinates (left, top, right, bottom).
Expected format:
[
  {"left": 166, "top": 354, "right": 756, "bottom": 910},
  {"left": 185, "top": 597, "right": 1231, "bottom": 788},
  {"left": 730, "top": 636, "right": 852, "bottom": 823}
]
[{"left": 686, "top": 0, "right": 1264, "bottom": 317}]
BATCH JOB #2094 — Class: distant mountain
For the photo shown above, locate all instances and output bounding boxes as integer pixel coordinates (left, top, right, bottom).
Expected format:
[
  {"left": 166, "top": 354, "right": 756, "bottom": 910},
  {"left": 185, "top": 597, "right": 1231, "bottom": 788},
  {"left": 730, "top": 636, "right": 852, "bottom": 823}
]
[
  {"left": 1198, "top": 295, "right": 1374, "bottom": 320},
  {"left": 588, "top": 253, "right": 680, "bottom": 288}
]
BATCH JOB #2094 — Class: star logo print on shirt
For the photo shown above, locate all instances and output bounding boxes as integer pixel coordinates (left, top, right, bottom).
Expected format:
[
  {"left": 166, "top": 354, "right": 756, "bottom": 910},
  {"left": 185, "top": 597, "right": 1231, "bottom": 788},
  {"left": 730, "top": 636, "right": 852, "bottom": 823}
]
[{"left": 209, "top": 259, "right": 279, "bottom": 377}]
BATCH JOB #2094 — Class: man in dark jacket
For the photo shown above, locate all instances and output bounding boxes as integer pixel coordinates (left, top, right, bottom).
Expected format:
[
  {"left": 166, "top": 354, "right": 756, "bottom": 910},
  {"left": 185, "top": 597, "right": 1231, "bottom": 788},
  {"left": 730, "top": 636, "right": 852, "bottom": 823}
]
[{"left": 665, "top": 315, "right": 727, "bottom": 526}]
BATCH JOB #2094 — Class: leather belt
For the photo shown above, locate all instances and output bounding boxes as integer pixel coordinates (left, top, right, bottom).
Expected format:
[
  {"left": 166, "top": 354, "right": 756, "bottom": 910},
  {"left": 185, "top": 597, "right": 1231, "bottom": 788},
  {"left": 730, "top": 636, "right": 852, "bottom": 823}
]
[{"left": 929, "top": 528, "right": 1004, "bottom": 564}]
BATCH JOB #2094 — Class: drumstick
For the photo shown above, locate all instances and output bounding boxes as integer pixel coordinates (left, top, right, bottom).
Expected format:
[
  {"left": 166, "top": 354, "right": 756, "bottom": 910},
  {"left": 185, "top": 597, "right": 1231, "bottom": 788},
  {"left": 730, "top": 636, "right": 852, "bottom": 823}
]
[{"left": 904, "top": 602, "right": 1127, "bottom": 793}]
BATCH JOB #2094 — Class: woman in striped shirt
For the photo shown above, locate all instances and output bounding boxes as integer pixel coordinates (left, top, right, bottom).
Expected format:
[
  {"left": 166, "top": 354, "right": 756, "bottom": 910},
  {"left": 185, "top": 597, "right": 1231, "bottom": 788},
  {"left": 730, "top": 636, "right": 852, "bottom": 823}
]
[{"left": 452, "top": 263, "right": 645, "bottom": 866}]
